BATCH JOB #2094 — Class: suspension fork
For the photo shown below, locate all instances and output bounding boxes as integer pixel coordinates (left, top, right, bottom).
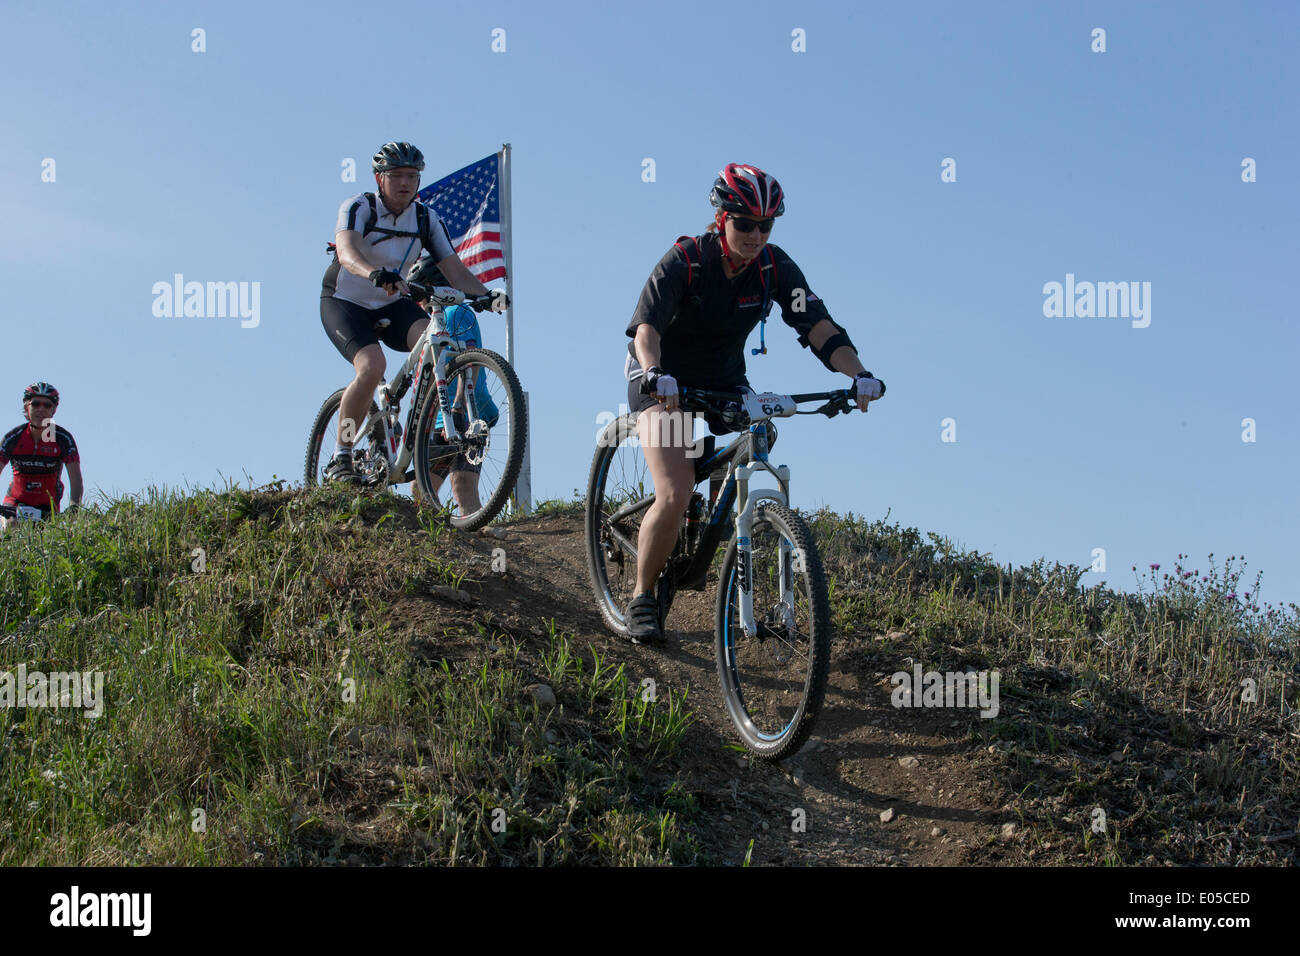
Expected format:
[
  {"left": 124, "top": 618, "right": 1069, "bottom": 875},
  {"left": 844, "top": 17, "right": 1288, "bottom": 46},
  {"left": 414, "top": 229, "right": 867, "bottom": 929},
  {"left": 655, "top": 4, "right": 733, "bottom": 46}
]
[{"left": 732, "top": 423, "right": 793, "bottom": 638}]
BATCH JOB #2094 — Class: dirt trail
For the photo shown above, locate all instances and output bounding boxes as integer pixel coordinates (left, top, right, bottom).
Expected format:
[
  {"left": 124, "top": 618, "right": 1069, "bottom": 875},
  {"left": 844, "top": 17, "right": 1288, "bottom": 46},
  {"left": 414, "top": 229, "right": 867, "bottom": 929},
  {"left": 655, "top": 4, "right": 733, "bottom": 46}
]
[{"left": 442, "top": 511, "right": 1020, "bottom": 866}]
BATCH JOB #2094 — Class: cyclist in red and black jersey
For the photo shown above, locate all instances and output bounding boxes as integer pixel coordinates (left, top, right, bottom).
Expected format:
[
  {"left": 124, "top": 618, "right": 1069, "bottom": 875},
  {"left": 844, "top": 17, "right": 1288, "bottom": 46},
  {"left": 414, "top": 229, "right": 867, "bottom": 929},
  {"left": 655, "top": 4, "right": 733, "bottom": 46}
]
[
  {"left": 0, "top": 382, "right": 82, "bottom": 528},
  {"left": 621, "top": 163, "right": 885, "bottom": 644}
]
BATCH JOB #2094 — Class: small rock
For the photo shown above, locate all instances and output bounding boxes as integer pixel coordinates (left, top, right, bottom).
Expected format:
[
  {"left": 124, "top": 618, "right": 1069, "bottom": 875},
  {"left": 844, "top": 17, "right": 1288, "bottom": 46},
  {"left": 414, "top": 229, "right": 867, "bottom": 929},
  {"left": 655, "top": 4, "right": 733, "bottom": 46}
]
[
  {"left": 761, "top": 822, "right": 770, "bottom": 831},
  {"left": 526, "top": 683, "right": 557, "bottom": 707},
  {"left": 899, "top": 756, "right": 920, "bottom": 769},
  {"left": 880, "top": 808, "right": 896, "bottom": 823},
  {"left": 987, "top": 745, "right": 997, "bottom": 753},
  {"left": 930, "top": 826, "right": 945, "bottom": 837},
  {"left": 1000, "top": 822, "right": 1018, "bottom": 840},
  {"left": 481, "top": 526, "right": 507, "bottom": 539},
  {"left": 429, "top": 584, "right": 472, "bottom": 605},
  {"left": 544, "top": 729, "right": 557, "bottom": 744},
  {"left": 345, "top": 727, "right": 363, "bottom": 747},
  {"left": 1109, "top": 751, "right": 1125, "bottom": 763},
  {"left": 736, "top": 758, "right": 748, "bottom": 769}
]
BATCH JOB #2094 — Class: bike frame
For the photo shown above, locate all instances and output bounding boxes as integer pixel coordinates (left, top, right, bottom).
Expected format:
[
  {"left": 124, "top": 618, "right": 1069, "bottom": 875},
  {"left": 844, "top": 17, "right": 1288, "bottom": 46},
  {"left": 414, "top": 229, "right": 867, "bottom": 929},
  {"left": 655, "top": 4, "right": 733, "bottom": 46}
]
[
  {"left": 352, "top": 295, "right": 487, "bottom": 486},
  {"left": 603, "top": 416, "right": 795, "bottom": 640}
]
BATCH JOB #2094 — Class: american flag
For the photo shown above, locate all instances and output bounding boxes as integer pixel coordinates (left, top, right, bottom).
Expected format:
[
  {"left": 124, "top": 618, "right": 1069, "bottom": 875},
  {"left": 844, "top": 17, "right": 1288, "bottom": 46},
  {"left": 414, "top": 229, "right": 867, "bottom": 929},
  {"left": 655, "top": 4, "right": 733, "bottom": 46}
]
[{"left": 417, "top": 153, "right": 506, "bottom": 284}]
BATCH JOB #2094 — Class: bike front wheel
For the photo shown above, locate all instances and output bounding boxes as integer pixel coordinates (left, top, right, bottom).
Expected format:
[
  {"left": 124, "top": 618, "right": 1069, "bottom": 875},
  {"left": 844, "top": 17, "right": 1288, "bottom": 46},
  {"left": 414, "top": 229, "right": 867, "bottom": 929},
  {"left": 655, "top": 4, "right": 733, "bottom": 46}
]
[
  {"left": 714, "top": 501, "right": 831, "bottom": 760},
  {"left": 412, "top": 347, "right": 526, "bottom": 531}
]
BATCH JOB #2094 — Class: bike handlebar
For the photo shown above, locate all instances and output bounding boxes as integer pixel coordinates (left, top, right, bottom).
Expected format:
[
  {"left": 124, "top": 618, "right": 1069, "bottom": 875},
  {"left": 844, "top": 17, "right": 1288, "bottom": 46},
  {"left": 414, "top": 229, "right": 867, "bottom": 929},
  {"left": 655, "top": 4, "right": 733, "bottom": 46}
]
[
  {"left": 405, "top": 282, "right": 505, "bottom": 314},
  {"left": 676, "top": 386, "right": 863, "bottom": 424}
]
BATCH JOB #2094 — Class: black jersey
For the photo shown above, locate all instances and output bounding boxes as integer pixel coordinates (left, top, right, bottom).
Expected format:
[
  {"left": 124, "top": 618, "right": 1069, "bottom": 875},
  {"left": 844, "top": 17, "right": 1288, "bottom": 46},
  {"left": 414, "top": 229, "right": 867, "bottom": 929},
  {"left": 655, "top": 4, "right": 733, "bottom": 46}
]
[{"left": 625, "top": 232, "right": 832, "bottom": 388}]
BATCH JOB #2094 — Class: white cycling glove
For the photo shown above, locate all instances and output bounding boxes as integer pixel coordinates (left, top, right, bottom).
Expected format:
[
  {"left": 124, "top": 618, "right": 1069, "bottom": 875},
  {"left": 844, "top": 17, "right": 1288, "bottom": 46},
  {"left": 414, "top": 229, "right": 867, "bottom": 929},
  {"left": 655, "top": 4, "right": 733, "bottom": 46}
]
[
  {"left": 645, "top": 366, "right": 678, "bottom": 406},
  {"left": 855, "top": 374, "right": 883, "bottom": 401}
]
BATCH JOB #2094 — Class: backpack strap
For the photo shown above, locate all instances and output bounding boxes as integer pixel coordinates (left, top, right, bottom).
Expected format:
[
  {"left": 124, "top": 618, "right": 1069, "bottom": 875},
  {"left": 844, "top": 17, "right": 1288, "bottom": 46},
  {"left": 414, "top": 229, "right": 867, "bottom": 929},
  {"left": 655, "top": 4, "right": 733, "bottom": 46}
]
[
  {"left": 752, "top": 246, "right": 777, "bottom": 355},
  {"left": 327, "top": 192, "right": 430, "bottom": 259},
  {"left": 673, "top": 235, "right": 703, "bottom": 306},
  {"left": 415, "top": 202, "right": 436, "bottom": 256},
  {"left": 362, "top": 192, "right": 378, "bottom": 236}
]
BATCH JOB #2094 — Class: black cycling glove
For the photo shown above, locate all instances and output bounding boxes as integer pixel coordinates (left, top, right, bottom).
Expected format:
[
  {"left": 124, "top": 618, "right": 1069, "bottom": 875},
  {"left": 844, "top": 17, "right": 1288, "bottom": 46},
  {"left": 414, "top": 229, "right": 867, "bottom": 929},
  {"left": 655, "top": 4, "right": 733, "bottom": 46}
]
[{"left": 369, "top": 269, "right": 404, "bottom": 288}]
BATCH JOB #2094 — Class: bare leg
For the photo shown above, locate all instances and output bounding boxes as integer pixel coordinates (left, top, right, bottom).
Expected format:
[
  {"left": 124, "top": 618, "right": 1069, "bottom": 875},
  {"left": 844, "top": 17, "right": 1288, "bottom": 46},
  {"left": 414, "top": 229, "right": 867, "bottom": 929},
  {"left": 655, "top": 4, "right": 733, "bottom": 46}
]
[
  {"left": 449, "top": 470, "right": 483, "bottom": 515},
  {"left": 634, "top": 407, "right": 697, "bottom": 594},
  {"left": 339, "top": 345, "right": 385, "bottom": 450}
]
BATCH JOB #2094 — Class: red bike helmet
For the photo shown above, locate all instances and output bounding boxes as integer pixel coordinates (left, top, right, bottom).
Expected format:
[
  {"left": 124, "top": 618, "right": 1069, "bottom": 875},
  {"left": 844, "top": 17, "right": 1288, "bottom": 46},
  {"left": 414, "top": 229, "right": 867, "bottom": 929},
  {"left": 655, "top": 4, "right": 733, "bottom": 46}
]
[
  {"left": 710, "top": 163, "right": 785, "bottom": 218},
  {"left": 22, "top": 382, "right": 59, "bottom": 407}
]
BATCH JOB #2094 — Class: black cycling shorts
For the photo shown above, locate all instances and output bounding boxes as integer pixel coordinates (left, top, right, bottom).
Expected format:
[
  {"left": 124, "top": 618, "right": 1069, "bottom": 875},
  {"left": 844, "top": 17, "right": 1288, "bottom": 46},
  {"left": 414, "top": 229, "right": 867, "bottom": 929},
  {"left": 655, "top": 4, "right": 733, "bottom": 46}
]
[{"left": 321, "top": 296, "right": 428, "bottom": 362}]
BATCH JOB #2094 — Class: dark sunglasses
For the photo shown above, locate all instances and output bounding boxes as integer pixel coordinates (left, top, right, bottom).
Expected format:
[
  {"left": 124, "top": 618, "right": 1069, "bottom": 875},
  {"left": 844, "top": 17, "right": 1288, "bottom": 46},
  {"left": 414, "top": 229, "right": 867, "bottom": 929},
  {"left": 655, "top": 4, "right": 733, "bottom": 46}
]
[
  {"left": 27, "top": 399, "right": 54, "bottom": 409},
  {"left": 730, "top": 216, "right": 774, "bottom": 234}
]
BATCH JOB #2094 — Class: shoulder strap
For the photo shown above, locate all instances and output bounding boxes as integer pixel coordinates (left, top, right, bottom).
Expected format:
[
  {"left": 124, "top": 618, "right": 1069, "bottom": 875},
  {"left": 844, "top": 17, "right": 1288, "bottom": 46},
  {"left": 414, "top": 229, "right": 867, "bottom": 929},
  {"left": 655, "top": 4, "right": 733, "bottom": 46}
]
[
  {"left": 416, "top": 203, "right": 435, "bottom": 256},
  {"left": 673, "top": 235, "right": 702, "bottom": 288},
  {"left": 361, "top": 192, "right": 379, "bottom": 237},
  {"left": 758, "top": 246, "right": 777, "bottom": 318},
  {"left": 752, "top": 247, "right": 778, "bottom": 357}
]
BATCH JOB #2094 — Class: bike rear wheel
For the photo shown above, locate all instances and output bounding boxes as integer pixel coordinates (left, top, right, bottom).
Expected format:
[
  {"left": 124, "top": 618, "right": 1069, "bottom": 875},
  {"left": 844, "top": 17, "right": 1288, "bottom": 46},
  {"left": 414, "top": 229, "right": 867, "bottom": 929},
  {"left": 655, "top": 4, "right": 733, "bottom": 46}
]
[
  {"left": 412, "top": 347, "right": 526, "bottom": 531},
  {"left": 304, "top": 390, "right": 386, "bottom": 488},
  {"left": 585, "top": 412, "right": 655, "bottom": 638},
  {"left": 714, "top": 501, "right": 831, "bottom": 760}
]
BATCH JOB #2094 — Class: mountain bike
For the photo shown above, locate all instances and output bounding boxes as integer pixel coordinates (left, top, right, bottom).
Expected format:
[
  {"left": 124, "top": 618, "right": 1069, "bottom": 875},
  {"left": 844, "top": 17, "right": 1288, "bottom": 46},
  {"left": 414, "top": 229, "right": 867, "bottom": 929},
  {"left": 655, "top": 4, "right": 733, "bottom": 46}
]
[
  {"left": 586, "top": 385, "right": 869, "bottom": 760},
  {"left": 305, "top": 284, "right": 526, "bottom": 531}
]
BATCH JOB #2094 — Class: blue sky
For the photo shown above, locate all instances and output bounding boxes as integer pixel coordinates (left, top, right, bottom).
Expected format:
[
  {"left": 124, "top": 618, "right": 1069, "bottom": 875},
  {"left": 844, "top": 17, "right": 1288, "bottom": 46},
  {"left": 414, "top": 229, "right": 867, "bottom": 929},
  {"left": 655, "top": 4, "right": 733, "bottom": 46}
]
[{"left": 3, "top": 0, "right": 1296, "bottom": 607}]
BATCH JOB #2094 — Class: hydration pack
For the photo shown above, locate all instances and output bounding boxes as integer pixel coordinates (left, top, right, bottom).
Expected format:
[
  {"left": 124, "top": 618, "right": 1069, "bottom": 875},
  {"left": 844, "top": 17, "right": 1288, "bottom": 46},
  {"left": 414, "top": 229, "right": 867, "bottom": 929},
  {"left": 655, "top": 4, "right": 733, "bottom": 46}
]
[
  {"left": 326, "top": 192, "right": 436, "bottom": 257},
  {"left": 673, "top": 234, "right": 777, "bottom": 354}
]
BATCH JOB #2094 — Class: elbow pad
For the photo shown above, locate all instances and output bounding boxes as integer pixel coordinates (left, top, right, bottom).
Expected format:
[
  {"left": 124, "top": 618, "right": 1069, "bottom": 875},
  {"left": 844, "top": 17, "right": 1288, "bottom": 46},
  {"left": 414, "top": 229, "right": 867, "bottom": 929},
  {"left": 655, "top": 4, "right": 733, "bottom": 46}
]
[{"left": 807, "top": 323, "right": 857, "bottom": 371}]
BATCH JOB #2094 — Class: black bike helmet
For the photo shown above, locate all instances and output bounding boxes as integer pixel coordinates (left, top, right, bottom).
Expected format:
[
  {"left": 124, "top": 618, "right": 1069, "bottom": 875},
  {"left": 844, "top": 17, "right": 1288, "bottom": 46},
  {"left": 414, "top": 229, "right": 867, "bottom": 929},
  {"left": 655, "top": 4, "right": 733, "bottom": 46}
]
[
  {"left": 372, "top": 142, "right": 426, "bottom": 174},
  {"left": 23, "top": 382, "right": 59, "bottom": 406},
  {"left": 710, "top": 163, "right": 785, "bottom": 218}
]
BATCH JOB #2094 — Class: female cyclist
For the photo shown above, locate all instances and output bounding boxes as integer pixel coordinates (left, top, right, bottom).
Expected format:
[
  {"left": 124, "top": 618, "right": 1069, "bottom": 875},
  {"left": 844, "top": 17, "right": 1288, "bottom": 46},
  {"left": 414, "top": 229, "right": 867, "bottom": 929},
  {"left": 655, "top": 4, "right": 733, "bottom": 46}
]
[{"left": 622, "top": 163, "right": 885, "bottom": 644}]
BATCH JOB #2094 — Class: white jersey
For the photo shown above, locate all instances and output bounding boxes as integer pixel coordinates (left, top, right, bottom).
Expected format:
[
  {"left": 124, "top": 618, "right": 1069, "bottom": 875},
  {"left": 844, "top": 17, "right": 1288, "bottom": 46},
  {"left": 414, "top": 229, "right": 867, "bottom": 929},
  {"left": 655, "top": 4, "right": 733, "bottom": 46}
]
[{"left": 323, "top": 192, "right": 456, "bottom": 309}]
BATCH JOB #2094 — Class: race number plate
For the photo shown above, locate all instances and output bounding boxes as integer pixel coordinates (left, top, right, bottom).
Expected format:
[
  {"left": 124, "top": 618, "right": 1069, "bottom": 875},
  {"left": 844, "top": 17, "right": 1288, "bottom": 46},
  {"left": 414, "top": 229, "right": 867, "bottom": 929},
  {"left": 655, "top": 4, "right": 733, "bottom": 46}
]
[{"left": 742, "top": 392, "right": 796, "bottom": 421}]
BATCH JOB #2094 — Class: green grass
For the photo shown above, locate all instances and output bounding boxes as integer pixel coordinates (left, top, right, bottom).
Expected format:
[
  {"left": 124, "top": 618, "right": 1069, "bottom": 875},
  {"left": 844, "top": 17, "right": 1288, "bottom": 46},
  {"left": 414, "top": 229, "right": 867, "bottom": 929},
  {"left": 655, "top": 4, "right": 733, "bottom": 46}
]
[
  {"left": 0, "top": 484, "right": 701, "bottom": 865},
  {"left": 808, "top": 507, "right": 1300, "bottom": 865}
]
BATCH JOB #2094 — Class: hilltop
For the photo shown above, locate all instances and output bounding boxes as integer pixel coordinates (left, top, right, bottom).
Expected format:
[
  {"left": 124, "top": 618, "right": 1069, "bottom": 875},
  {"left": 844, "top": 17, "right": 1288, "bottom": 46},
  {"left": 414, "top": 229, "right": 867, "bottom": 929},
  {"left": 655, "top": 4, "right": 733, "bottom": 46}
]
[{"left": 0, "top": 485, "right": 1295, "bottom": 865}]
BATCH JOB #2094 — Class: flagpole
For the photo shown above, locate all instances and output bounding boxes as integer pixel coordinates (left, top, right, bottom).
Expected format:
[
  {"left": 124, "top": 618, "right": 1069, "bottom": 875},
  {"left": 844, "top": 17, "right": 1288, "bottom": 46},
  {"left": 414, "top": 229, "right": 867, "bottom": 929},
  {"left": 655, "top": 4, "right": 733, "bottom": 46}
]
[
  {"left": 501, "top": 143, "right": 515, "bottom": 368},
  {"left": 500, "top": 143, "right": 531, "bottom": 515}
]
